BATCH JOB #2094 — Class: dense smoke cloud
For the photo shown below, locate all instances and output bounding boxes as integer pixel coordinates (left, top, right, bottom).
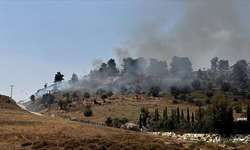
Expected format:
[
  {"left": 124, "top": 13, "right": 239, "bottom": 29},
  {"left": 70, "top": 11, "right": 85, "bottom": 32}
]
[{"left": 117, "top": 1, "right": 250, "bottom": 70}]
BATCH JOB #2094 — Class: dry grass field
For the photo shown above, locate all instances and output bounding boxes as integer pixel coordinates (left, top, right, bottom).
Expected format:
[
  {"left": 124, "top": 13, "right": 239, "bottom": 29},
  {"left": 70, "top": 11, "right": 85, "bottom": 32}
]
[
  {"left": 37, "top": 90, "right": 250, "bottom": 124},
  {"left": 2, "top": 94, "right": 249, "bottom": 149}
]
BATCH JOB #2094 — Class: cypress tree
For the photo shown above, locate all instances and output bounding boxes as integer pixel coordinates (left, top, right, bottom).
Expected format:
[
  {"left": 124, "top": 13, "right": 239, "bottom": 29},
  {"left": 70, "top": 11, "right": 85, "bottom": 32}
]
[
  {"left": 187, "top": 108, "right": 190, "bottom": 123},
  {"left": 177, "top": 107, "right": 180, "bottom": 124},
  {"left": 247, "top": 105, "right": 250, "bottom": 132},
  {"left": 139, "top": 115, "right": 142, "bottom": 129},
  {"left": 181, "top": 109, "right": 184, "bottom": 120},
  {"left": 163, "top": 107, "right": 168, "bottom": 120},
  {"left": 155, "top": 108, "right": 159, "bottom": 122},
  {"left": 191, "top": 112, "right": 194, "bottom": 124}
]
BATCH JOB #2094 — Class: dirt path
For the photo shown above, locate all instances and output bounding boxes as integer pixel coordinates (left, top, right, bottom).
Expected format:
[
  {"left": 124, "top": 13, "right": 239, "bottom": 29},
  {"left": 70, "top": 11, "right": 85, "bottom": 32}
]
[{"left": 17, "top": 103, "right": 44, "bottom": 116}]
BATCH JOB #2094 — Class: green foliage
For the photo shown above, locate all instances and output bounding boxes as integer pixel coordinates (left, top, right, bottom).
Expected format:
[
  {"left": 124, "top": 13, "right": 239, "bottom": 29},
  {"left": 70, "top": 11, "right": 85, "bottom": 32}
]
[
  {"left": 170, "top": 86, "right": 180, "bottom": 99},
  {"left": 139, "top": 115, "right": 142, "bottom": 128},
  {"left": 225, "top": 141, "right": 236, "bottom": 147},
  {"left": 85, "top": 105, "right": 91, "bottom": 109},
  {"left": 141, "top": 107, "right": 149, "bottom": 126},
  {"left": 170, "top": 56, "right": 193, "bottom": 79},
  {"left": 205, "top": 98, "right": 211, "bottom": 104},
  {"left": 96, "top": 88, "right": 106, "bottom": 95},
  {"left": 101, "top": 94, "right": 107, "bottom": 100},
  {"left": 172, "top": 99, "right": 178, "bottom": 104},
  {"left": 120, "top": 86, "right": 127, "bottom": 94},
  {"left": 58, "top": 100, "right": 63, "bottom": 109},
  {"left": 231, "top": 59, "right": 248, "bottom": 84},
  {"left": 84, "top": 92, "right": 90, "bottom": 99},
  {"left": 163, "top": 107, "right": 168, "bottom": 121},
  {"left": 54, "top": 71, "right": 64, "bottom": 83},
  {"left": 221, "top": 82, "right": 231, "bottom": 92},
  {"left": 179, "top": 85, "right": 191, "bottom": 94},
  {"left": 72, "top": 92, "right": 78, "bottom": 100},
  {"left": 84, "top": 108, "right": 93, "bottom": 117},
  {"left": 205, "top": 90, "right": 213, "bottom": 98},
  {"left": 113, "top": 117, "right": 128, "bottom": 128},
  {"left": 63, "top": 92, "right": 70, "bottom": 98},
  {"left": 180, "top": 94, "right": 187, "bottom": 101},
  {"left": 106, "top": 91, "right": 113, "bottom": 97},
  {"left": 187, "top": 96, "right": 194, "bottom": 103},
  {"left": 234, "top": 105, "right": 242, "bottom": 113},
  {"left": 148, "top": 86, "right": 161, "bottom": 97},
  {"left": 191, "top": 79, "right": 201, "bottom": 90},
  {"left": 197, "top": 141, "right": 205, "bottom": 146},
  {"left": 41, "top": 93, "right": 55, "bottom": 107},
  {"left": 105, "top": 117, "right": 113, "bottom": 126},
  {"left": 154, "top": 108, "right": 159, "bottom": 122},
  {"left": 30, "top": 94, "right": 35, "bottom": 102},
  {"left": 187, "top": 108, "right": 190, "bottom": 123},
  {"left": 194, "top": 100, "right": 203, "bottom": 106}
]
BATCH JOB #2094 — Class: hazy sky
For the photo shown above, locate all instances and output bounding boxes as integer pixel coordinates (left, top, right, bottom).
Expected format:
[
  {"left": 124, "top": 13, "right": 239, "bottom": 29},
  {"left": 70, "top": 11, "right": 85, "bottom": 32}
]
[{"left": 1, "top": 1, "right": 249, "bottom": 101}]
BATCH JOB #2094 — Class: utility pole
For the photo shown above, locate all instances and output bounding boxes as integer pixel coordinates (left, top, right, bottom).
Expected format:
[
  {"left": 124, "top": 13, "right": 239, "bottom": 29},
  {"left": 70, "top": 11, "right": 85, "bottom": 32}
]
[{"left": 10, "top": 85, "right": 14, "bottom": 98}]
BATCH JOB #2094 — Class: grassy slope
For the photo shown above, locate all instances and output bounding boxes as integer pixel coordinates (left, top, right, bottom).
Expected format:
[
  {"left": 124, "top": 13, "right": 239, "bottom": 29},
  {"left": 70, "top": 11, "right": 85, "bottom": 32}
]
[
  {"left": 0, "top": 94, "right": 233, "bottom": 150},
  {"left": 38, "top": 90, "right": 250, "bottom": 124}
]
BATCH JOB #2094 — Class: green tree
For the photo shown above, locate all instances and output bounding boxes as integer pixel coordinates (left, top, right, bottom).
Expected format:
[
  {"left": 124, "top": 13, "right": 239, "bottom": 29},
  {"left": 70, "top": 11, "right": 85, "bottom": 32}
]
[
  {"left": 105, "top": 117, "right": 113, "bottom": 126},
  {"left": 191, "top": 79, "right": 201, "bottom": 90},
  {"left": 41, "top": 93, "right": 55, "bottom": 107},
  {"left": 187, "top": 108, "right": 190, "bottom": 123},
  {"left": 177, "top": 107, "right": 180, "bottom": 124},
  {"left": 231, "top": 60, "right": 248, "bottom": 85},
  {"left": 84, "top": 105, "right": 93, "bottom": 117},
  {"left": 58, "top": 100, "right": 63, "bottom": 109},
  {"left": 139, "top": 115, "right": 142, "bottom": 128},
  {"left": 191, "top": 112, "right": 194, "bottom": 124},
  {"left": 163, "top": 107, "right": 168, "bottom": 120},
  {"left": 221, "top": 82, "right": 231, "bottom": 92},
  {"left": 205, "top": 90, "right": 214, "bottom": 98},
  {"left": 247, "top": 105, "right": 250, "bottom": 132},
  {"left": 141, "top": 107, "right": 149, "bottom": 126},
  {"left": 101, "top": 94, "right": 107, "bottom": 102},
  {"left": 170, "top": 86, "right": 180, "bottom": 99},
  {"left": 107, "top": 91, "right": 113, "bottom": 97},
  {"left": 30, "top": 94, "right": 35, "bottom": 102},
  {"left": 72, "top": 92, "right": 78, "bottom": 100},
  {"left": 84, "top": 92, "right": 90, "bottom": 101},
  {"left": 210, "top": 57, "right": 219, "bottom": 71},
  {"left": 54, "top": 72, "right": 64, "bottom": 83},
  {"left": 148, "top": 86, "right": 161, "bottom": 97},
  {"left": 218, "top": 60, "right": 229, "bottom": 71},
  {"left": 205, "top": 94, "right": 234, "bottom": 134},
  {"left": 154, "top": 108, "right": 159, "bottom": 122},
  {"left": 170, "top": 56, "right": 193, "bottom": 79},
  {"left": 181, "top": 109, "right": 184, "bottom": 120},
  {"left": 70, "top": 73, "right": 78, "bottom": 83}
]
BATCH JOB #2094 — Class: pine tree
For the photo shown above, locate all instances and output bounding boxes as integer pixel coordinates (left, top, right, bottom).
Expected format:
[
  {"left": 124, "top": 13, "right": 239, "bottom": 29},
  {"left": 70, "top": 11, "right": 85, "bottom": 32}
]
[
  {"left": 247, "top": 105, "right": 250, "bottom": 133},
  {"left": 187, "top": 108, "right": 190, "bottom": 123}
]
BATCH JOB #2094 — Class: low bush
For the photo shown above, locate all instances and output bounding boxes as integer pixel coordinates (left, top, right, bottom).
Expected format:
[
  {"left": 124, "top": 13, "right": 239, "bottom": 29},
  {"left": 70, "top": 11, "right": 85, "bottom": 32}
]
[
  {"left": 187, "top": 96, "right": 194, "bottom": 103},
  {"left": 225, "top": 141, "right": 236, "bottom": 147},
  {"left": 84, "top": 109, "right": 93, "bottom": 117}
]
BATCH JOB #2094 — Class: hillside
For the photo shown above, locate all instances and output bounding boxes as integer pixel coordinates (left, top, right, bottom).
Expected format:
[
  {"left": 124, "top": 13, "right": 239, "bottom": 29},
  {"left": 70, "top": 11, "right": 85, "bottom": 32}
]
[{"left": 2, "top": 94, "right": 233, "bottom": 150}]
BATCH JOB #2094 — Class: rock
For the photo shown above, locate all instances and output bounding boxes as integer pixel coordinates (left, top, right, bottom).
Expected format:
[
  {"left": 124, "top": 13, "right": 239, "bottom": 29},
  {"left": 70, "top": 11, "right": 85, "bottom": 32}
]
[
  {"left": 70, "top": 117, "right": 77, "bottom": 121},
  {"left": 125, "top": 123, "right": 139, "bottom": 131}
]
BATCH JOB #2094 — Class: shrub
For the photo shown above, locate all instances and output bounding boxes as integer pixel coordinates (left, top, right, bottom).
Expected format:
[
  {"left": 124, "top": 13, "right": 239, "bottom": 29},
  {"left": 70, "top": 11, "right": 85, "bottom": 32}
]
[
  {"left": 180, "top": 94, "right": 187, "bottom": 101},
  {"left": 234, "top": 105, "right": 242, "bottom": 113},
  {"left": 205, "top": 98, "right": 211, "bottom": 104},
  {"left": 187, "top": 96, "right": 194, "bottom": 103},
  {"left": 86, "top": 105, "right": 91, "bottom": 109},
  {"left": 172, "top": 99, "right": 178, "bottom": 104},
  {"left": 105, "top": 117, "right": 113, "bottom": 126},
  {"left": 233, "top": 98, "right": 238, "bottom": 101},
  {"left": 180, "top": 85, "right": 191, "bottom": 94},
  {"left": 225, "top": 141, "right": 236, "bottom": 147},
  {"left": 93, "top": 99, "right": 98, "bottom": 104},
  {"left": 107, "top": 91, "right": 113, "bottom": 97},
  {"left": 148, "top": 86, "right": 161, "bottom": 97},
  {"left": 205, "top": 90, "right": 213, "bottom": 98},
  {"left": 247, "top": 93, "right": 250, "bottom": 99},
  {"left": 96, "top": 88, "right": 106, "bottom": 95},
  {"left": 197, "top": 140, "right": 205, "bottom": 146},
  {"left": 191, "top": 79, "right": 201, "bottom": 90},
  {"left": 170, "top": 86, "right": 180, "bottom": 99},
  {"left": 194, "top": 100, "right": 202, "bottom": 106},
  {"left": 84, "top": 109, "right": 93, "bottom": 117},
  {"left": 221, "top": 82, "right": 231, "bottom": 92}
]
